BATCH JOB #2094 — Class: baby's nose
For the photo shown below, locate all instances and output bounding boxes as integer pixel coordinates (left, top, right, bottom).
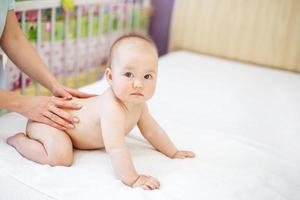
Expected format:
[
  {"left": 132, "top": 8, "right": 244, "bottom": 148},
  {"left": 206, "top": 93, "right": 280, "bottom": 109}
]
[{"left": 133, "top": 79, "right": 143, "bottom": 89}]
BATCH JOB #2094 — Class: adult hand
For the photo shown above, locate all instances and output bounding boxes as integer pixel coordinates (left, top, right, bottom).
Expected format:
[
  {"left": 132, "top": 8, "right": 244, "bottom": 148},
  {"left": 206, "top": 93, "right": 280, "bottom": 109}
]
[
  {"left": 19, "top": 95, "right": 83, "bottom": 130},
  {"left": 51, "top": 82, "right": 97, "bottom": 100}
]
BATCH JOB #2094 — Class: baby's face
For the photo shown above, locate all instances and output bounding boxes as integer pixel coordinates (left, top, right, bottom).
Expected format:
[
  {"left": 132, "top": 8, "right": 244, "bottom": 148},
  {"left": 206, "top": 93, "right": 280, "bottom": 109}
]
[{"left": 108, "top": 40, "right": 158, "bottom": 104}]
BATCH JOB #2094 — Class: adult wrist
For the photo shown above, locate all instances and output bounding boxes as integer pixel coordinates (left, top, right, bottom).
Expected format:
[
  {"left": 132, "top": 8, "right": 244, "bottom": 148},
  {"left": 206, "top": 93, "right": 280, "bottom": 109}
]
[
  {"left": 6, "top": 93, "right": 26, "bottom": 113},
  {"left": 49, "top": 79, "right": 61, "bottom": 95}
]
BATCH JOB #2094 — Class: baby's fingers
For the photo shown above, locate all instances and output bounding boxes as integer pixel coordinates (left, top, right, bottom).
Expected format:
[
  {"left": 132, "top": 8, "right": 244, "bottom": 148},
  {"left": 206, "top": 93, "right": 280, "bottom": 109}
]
[
  {"left": 149, "top": 178, "right": 160, "bottom": 189},
  {"left": 143, "top": 177, "right": 160, "bottom": 190},
  {"left": 142, "top": 184, "right": 151, "bottom": 190},
  {"left": 173, "top": 151, "right": 196, "bottom": 159},
  {"left": 184, "top": 151, "right": 195, "bottom": 158},
  {"left": 173, "top": 152, "right": 186, "bottom": 159},
  {"left": 149, "top": 177, "right": 160, "bottom": 189},
  {"left": 143, "top": 181, "right": 157, "bottom": 190}
]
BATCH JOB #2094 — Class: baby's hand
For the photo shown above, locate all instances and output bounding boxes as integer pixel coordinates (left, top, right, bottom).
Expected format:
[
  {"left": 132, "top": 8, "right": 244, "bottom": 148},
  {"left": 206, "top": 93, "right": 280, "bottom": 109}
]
[
  {"left": 172, "top": 150, "right": 195, "bottom": 159},
  {"left": 132, "top": 175, "right": 160, "bottom": 190}
]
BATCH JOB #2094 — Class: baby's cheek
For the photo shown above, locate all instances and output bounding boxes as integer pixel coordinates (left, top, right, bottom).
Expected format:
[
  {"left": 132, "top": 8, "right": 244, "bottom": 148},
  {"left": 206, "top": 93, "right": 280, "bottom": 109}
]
[
  {"left": 114, "top": 83, "right": 131, "bottom": 100},
  {"left": 144, "top": 84, "right": 156, "bottom": 99}
]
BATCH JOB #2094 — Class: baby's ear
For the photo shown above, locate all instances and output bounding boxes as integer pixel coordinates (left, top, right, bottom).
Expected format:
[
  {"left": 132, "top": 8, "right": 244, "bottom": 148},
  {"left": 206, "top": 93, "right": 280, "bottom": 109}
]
[{"left": 105, "top": 68, "right": 113, "bottom": 85}]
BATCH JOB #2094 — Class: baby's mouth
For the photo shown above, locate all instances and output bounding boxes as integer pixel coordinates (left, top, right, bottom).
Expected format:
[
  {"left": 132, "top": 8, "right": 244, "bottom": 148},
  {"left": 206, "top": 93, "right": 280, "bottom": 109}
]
[{"left": 130, "top": 92, "right": 144, "bottom": 96}]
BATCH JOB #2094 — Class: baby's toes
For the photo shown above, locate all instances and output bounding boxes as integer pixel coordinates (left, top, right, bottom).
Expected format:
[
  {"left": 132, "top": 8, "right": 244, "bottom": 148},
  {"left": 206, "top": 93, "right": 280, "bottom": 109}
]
[{"left": 6, "top": 132, "right": 26, "bottom": 146}]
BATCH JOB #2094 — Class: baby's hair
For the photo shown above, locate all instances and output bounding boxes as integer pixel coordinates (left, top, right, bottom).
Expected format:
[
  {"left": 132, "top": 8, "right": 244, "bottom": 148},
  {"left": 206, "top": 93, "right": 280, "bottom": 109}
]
[{"left": 107, "top": 33, "right": 157, "bottom": 68}]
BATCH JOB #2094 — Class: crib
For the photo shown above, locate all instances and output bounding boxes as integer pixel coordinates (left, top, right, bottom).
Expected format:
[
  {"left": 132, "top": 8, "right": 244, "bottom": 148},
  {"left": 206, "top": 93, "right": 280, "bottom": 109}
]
[{"left": 0, "top": 0, "right": 152, "bottom": 97}]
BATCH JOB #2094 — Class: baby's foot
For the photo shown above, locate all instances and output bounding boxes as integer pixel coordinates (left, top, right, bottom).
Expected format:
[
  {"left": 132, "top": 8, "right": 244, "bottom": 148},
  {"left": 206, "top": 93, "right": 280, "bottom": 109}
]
[{"left": 6, "top": 132, "right": 26, "bottom": 147}]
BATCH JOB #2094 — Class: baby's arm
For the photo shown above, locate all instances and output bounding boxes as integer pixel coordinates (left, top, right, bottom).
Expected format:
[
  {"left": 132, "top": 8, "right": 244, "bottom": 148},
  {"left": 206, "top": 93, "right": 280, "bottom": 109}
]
[
  {"left": 101, "top": 104, "right": 159, "bottom": 189},
  {"left": 138, "top": 104, "right": 195, "bottom": 159}
]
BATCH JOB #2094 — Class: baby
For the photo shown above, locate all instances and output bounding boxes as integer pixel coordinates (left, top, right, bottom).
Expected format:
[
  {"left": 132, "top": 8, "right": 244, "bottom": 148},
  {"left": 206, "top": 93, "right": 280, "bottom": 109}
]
[{"left": 7, "top": 34, "right": 195, "bottom": 190}]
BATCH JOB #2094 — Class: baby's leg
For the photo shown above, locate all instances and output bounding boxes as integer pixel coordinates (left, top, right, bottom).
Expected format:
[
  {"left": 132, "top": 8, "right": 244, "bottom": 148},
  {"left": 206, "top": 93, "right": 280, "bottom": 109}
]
[
  {"left": 7, "top": 121, "right": 73, "bottom": 166},
  {"left": 7, "top": 132, "right": 50, "bottom": 164}
]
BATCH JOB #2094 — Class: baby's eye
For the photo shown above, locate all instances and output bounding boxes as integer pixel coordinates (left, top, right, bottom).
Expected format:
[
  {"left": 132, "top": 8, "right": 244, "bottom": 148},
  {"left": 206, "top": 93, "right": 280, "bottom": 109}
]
[
  {"left": 124, "top": 72, "right": 134, "bottom": 78},
  {"left": 144, "top": 74, "right": 153, "bottom": 80}
]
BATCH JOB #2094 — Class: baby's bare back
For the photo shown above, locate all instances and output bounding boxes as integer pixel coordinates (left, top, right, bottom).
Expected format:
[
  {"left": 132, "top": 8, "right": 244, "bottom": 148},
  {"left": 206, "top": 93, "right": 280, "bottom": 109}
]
[
  {"left": 26, "top": 96, "right": 104, "bottom": 150},
  {"left": 64, "top": 96, "right": 103, "bottom": 149}
]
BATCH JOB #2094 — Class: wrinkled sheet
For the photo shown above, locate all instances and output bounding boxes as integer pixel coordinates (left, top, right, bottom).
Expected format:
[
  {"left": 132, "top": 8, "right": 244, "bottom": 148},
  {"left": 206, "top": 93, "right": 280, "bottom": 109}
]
[{"left": 1, "top": 51, "right": 300, "bottom": 200}]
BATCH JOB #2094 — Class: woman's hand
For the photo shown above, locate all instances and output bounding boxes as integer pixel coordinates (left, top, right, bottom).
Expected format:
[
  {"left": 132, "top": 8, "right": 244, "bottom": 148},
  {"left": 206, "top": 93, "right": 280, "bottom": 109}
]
[
  {"left": 172, "top": 150, "right": 195, "bottom": 159},
  {"left": 19, "top": 95, "right": 82, "bottom": 130},
  {"left": 51, "top": 83, "right": 97, "bottom": 100},
  {"left": 132, "top": 175, "right": 160, "bottom": 190}
]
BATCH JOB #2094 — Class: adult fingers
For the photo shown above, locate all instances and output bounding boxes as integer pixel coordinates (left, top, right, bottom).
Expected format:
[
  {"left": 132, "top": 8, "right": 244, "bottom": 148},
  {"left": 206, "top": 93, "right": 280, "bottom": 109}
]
[
  {"left": 65, "top": 87, "right": 97, "bottom": 98},
  {"left": 53, "top": 98, "right": 82, "bottom": 110},
  {"left": 48, "top": 104, "right": 79, "bottom": 124},
  {"left": 53, "top": 87, "right": 72, "bottom": 99},
  {"left": 44, "top": 111, "right": 74, "bottom": 129},
  {"left": 40, "top": 116, "right": 66, "bottom": 131}
]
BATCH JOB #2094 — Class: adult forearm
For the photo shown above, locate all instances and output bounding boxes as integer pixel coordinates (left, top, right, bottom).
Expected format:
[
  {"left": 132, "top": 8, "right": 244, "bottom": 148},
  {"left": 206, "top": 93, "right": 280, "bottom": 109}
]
[
  {"left": 0, "top": 11, "right": 58, "bottom": 91},
  {"left": 0, "top": 89, "right": 25, "bottom": 112},
  {"left": 1, "top": 30, "right": 57, "bottom": 91}
]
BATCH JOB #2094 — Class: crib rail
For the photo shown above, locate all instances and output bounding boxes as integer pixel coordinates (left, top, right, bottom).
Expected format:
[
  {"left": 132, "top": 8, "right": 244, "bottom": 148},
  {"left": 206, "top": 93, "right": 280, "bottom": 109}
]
[
  {"left": 15, "top": 0, "right": 111, "bottom": 11},
  {"left": 0, "top": 0, "right": 151, "bottom": 98}
]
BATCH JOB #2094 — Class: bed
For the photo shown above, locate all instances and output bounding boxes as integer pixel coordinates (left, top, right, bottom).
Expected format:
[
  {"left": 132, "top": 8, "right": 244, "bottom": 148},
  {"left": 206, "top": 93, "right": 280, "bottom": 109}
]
[
  {"left": 1, "top": 50, "right": 300, "bottom": 200},
  {"left": 1, "top": 0, "right": 300, "bottom": 199}
]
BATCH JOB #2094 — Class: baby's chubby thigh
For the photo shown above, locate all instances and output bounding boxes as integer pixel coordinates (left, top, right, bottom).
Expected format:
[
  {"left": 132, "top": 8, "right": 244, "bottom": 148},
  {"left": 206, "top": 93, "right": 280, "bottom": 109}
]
[{"left": 26, "top": 121, "right": 74, "bottom": 166}]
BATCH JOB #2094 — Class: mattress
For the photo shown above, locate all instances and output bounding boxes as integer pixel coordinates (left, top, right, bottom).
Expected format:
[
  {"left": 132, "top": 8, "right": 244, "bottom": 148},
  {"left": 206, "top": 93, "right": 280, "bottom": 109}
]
[{"left": 1, "top": 51, "right": 300, "bottom": 200}]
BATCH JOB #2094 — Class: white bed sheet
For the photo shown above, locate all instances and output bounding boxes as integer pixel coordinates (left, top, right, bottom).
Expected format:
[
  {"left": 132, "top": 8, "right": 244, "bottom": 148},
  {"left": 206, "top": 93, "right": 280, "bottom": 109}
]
[{"left": 1, "top": 51, "right": 300, "bottom": 200}]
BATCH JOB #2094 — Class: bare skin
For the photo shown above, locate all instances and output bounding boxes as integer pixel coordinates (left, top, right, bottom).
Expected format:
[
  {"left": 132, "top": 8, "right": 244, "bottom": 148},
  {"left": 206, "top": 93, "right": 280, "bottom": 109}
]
[{"left": 7, "top": 36, "right": 195, "bottom": 190}]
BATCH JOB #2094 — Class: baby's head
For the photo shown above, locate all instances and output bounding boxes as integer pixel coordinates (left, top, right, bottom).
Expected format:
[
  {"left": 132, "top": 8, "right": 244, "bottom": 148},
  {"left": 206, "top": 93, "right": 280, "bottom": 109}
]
[{"left": 105, "top": 33, "right": 158, "bottom": 104}]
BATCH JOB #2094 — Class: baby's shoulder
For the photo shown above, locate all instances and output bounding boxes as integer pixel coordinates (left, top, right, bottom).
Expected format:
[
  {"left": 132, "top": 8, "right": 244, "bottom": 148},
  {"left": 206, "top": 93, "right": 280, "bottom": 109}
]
[{"left": 98, "top": 92, "right": 125, "bottom": 116}]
